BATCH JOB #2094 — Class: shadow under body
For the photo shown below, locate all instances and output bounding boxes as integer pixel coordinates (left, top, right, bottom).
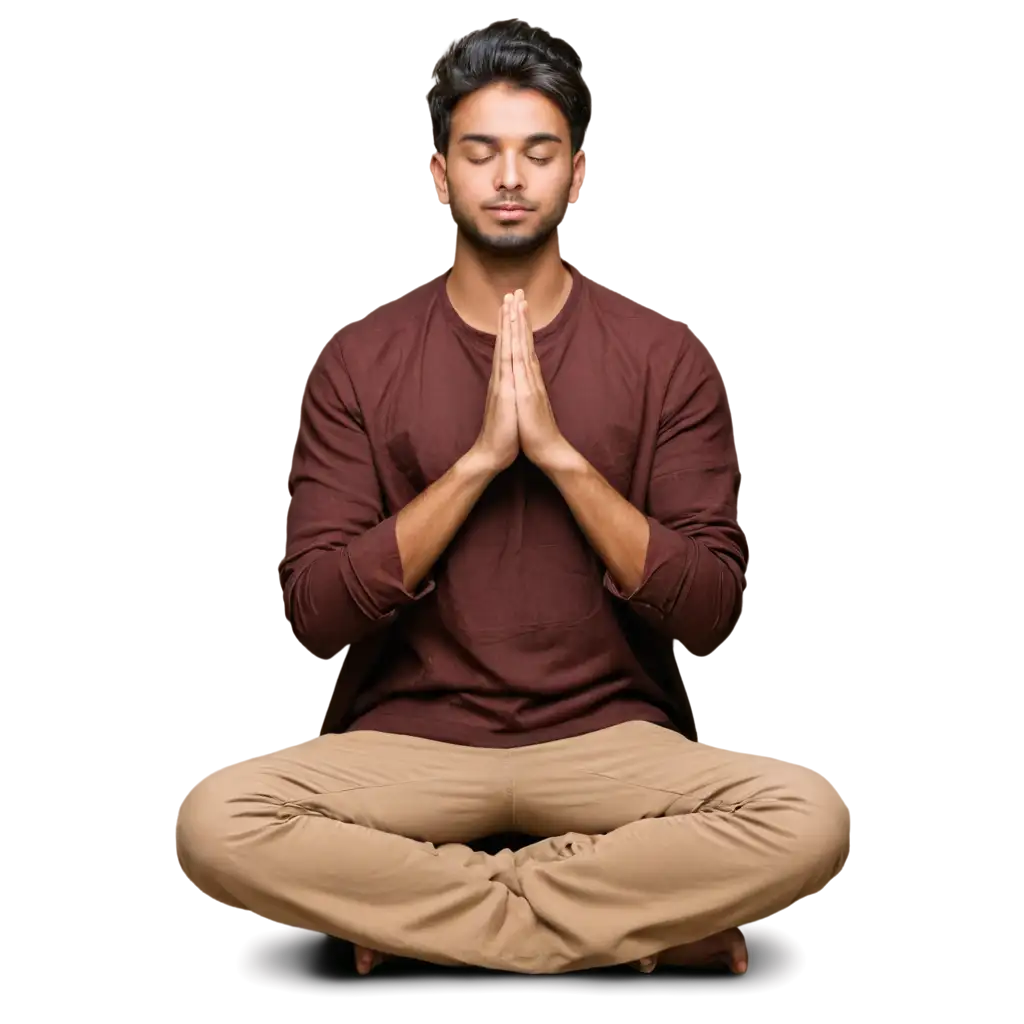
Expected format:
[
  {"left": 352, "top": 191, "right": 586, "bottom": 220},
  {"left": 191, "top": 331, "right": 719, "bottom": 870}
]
[{"left": 232, "top": 921, "right": 798, "bottom": 999}]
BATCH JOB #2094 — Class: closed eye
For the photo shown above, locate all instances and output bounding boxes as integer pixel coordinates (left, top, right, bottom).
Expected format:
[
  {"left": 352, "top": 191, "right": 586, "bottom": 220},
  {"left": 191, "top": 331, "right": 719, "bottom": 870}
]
[{"left": 468, "top": 156, "right": 552, "bottom": 165}]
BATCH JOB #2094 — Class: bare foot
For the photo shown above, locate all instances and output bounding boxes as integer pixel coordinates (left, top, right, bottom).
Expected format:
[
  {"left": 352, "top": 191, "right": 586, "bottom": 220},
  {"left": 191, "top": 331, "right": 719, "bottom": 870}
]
[
  {"left": 354, "top": 944, "right": 393, "bottom": 975},
  {"left": 630, "top": 926, "right": 747, "bottom": 974}
]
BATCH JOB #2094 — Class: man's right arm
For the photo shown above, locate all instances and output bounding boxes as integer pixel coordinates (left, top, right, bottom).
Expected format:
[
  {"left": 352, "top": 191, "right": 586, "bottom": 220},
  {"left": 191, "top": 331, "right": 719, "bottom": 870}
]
[
  {"left": 394, "top": 447, "right": 498, "bottom": 595},
  {"left": 278, "top": 336, "right": 498, "bottom": 660}
]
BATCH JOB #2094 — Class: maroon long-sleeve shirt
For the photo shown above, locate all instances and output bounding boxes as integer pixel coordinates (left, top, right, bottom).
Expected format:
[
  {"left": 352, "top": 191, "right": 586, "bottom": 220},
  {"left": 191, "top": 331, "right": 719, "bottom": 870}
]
[{"left": 278, "top": 260, "right": 748, "bottom": 748}]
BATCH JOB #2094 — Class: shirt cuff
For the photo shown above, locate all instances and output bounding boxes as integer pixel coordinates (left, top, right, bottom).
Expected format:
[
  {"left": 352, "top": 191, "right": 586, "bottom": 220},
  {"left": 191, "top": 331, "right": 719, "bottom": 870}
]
[
  {"left": 338, "top": 514, "right": 436, "bottom": 625},
  {"left": 601, "top": 514, "right": 694, "bottom": 617}
]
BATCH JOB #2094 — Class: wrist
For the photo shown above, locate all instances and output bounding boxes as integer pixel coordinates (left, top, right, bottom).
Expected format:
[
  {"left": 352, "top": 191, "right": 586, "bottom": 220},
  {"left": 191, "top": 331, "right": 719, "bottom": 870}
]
[
  {"left": 536, "top": 438, "right": 585, "bottom": 477},
  {"left": 458, "top": 446, "right": 503, "bottom": 484}
]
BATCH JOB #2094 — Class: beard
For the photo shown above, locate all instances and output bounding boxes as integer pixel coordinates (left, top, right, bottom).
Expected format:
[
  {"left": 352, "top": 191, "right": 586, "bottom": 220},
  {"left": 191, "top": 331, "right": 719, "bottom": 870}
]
[{"left": 447, "top": 181, "right": 572, "bottom": 259}]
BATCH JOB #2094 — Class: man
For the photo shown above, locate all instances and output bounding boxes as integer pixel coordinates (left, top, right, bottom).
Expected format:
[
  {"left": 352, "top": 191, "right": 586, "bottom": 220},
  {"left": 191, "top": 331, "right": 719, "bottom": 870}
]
[{"left": 176, "top": 18, "right": 850, "bottom": 977}]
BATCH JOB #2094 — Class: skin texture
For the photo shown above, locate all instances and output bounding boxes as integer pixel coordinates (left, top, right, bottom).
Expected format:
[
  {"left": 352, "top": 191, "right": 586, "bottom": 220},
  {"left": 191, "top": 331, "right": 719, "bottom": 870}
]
[
  {"left": 352, "top": 81, "right": 749, "bottom": 977},
  {"left": 430, "top": 79, "right": 584, "bottom": 337}
]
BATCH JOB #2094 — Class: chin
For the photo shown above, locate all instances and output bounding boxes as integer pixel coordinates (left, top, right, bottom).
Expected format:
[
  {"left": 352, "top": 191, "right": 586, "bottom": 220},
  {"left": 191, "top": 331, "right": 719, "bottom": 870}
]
[
  {"left": 450, "top": 208, "right": 557, "bottom": 260},
  {"left": 487, "top": 237, "right": 546, "bottom": 256}
]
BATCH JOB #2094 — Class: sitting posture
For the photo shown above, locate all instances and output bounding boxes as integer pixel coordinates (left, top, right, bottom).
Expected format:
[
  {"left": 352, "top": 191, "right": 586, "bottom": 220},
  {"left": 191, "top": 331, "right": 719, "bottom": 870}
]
[{"left": 176, "top": 17, "right": 850, "bottom": 977}]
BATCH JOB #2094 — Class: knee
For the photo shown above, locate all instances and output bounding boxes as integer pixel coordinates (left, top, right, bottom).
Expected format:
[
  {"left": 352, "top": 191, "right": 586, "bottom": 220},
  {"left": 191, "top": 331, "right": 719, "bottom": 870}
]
[
  {"left": 175, "top": 768, "right": 243, "bottom": 900},
  {"left": 788, "top": 766, "right": 851, "bottom": 879}
]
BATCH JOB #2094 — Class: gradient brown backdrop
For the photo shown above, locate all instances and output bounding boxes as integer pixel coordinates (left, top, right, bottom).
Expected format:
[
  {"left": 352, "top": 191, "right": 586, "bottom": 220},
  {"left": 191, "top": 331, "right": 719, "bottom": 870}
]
[{"left": 2, "top": 4, "right": 1024, "bottom": 1019}]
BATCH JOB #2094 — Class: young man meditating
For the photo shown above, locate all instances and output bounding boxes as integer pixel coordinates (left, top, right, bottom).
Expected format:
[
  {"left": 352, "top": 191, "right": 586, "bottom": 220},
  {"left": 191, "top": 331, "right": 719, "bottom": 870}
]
[{"left": 176, "top": 17, "right": 850, "bottom": 977}]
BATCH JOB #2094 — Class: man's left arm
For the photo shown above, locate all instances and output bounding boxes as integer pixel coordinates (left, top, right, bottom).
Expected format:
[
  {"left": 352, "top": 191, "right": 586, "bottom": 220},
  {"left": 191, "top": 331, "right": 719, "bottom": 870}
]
[{"left": 543, "top": 328, "right": 749, "bottom": 656}]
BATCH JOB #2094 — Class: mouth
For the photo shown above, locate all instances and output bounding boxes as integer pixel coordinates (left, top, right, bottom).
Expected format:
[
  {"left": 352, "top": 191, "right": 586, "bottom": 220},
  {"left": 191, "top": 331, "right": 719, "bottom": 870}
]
[{"left": 490, "top": 206, "right": 530, "bottom": 221}]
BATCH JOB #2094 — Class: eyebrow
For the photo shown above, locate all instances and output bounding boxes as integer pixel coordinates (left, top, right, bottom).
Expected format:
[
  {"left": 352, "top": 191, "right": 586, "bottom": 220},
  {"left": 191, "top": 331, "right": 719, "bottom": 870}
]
[{"left": 457, "top": 132, "right": 563, "bottom": 146}]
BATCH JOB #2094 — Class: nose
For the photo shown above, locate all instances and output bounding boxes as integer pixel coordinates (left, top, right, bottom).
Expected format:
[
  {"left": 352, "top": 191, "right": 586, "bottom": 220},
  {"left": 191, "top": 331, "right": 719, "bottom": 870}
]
[{"left": 495, "top": 149, "right": 528, "bottom": 193}]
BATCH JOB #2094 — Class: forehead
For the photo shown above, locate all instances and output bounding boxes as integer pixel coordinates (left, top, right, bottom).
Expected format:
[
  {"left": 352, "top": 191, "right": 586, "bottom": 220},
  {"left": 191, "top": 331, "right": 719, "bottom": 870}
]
[{"left": 452, "top": 81, "right": 566, "bottom": 139}]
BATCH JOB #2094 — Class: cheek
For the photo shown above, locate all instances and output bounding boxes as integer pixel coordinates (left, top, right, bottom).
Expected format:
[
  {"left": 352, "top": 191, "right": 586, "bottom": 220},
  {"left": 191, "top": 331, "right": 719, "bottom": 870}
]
[
  {"left": 544, "top": 164, "right": 577, "bottom": 196},
  {"left": 536, "top": 178, "right": 577, "bottom": 211},
  {"left": 447, "top": 179, "right": 479, "bottom": 206}
]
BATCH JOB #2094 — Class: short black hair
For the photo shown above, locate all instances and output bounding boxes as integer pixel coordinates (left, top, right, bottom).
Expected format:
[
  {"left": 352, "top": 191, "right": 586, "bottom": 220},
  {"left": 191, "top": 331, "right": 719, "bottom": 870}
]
[{"left": 427, "top": 18, "right": 592, "bottom": 159}]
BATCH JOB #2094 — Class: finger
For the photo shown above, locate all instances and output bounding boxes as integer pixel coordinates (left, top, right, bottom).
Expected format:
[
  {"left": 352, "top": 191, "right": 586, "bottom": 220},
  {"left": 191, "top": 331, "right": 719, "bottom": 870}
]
[
  {"left": 505, "top": 292, "right": 516, "bottom": 360},
  {"left": 499, "top": 295, "right": 508, "bottom": 369},
  {"left": 510, "top": 293, "right": 525, "bottom": 384},
  {"left": 519, "top": 297, "right": 538, "bottom": 386},
  {"left": 497, "top": 296, "right": 508, "bottom": 384},
  {"left": 486, "top": 302, "right": 502, "bottom": 417},
  {"left": 516, "top": 292, "right": 532, "bottom": 348},
  {"left": 501, "top": 294, "right": 514, "bottom": 386},
  {"left": 522, "top": 298, "right": 539, "bottom": 367},
  {"left": 493, "top": 298, "right": 504, "bottom": 379}
]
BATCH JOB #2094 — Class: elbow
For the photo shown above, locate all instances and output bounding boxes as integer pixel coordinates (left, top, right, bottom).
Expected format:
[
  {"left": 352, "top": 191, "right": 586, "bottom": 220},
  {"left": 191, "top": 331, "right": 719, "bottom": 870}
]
[
  {"left": 674, "top": 560, "right": 744, "bottom": 656},
  {"left": 285, "top": 597, "right": 347, "bottom": 660},
  {"left": 281, "top": 563, "right": 356, "bottom": 659},
  {"left": 281, "top": 543, "right": 408, "bottom": 657}
]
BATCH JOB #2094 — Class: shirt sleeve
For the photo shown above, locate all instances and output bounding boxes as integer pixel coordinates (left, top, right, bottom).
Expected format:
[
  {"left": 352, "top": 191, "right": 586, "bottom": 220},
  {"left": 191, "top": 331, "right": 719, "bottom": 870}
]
[
  {"left": 277, "top": 335, "right": 436, "bottom": 659},
  {"left": 602, "top": 326, "right": 749, "bottom": 655}
]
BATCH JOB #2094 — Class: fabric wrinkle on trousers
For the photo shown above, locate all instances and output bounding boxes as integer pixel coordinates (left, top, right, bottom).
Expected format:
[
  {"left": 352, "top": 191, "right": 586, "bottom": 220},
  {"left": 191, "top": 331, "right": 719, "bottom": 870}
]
[{"left": 176, "top": 720, "right": 850, "bottom": 974}]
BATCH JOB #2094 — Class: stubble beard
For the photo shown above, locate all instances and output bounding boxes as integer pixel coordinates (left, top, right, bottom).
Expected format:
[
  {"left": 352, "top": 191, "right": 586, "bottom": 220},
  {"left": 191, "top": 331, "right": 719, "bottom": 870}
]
[{"left": 450, "top": 184, "right": 577, "bottom": 264}]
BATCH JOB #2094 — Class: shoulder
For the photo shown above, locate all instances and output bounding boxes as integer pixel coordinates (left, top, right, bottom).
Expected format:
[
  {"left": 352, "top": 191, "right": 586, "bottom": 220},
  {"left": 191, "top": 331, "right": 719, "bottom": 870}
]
[
  {"left": 312, "top": 272, "right": 445, "bottom": 383},
  {"left": 585, "top": 278, "right": 720, "bottom": 385}
]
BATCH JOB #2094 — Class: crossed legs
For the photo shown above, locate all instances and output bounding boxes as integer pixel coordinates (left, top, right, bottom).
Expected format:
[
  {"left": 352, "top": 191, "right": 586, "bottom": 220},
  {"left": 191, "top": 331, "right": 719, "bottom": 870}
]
[{"left": 177, "top": 720, "right": 850, "bottom": 975}]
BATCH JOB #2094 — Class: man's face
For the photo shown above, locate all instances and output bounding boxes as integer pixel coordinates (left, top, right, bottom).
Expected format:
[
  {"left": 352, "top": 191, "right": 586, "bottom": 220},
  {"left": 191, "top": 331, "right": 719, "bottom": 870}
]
[{"left": 433, "top": 80, "right": 584, "bottom": 258}]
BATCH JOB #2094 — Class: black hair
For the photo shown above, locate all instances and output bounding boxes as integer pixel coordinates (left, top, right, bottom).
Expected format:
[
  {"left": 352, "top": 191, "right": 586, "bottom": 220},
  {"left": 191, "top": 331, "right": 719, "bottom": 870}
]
[{"left": 426, "top": 18, "right": 592, "bottom": 159}]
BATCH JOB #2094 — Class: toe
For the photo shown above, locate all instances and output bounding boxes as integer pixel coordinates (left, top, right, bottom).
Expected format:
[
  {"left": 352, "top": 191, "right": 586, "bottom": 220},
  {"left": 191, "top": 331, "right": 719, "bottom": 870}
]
[{"left": 728, "top": 930, "right": 748, "bottom": 973}]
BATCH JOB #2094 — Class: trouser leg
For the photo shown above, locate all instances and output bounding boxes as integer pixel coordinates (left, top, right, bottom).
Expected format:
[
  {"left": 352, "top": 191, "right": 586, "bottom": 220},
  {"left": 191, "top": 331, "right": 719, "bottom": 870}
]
[
  {"left": 175, "top": 729, "right": 549, "bottom": 973},
  {"left": 504, "top": 720, "right": 851, "bottom": 972},
  {"left": 177, "top": 720, "right": 850, "bottom": 975}
]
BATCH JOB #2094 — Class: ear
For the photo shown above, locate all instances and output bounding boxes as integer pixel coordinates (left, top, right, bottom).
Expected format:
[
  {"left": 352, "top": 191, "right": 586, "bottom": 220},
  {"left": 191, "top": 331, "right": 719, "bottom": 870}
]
[
  {"left": 428, "top": 150, "right": 452, "bottom": 210},
  {"left": 565, "top": 145, "right": 589, "bottom": 206}
]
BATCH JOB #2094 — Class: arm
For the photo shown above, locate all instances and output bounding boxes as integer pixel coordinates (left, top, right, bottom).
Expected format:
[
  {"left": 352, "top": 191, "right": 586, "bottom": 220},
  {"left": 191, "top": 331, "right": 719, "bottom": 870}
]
[
  {"left": 395, "top": 448, "right": 499, "bottom": 593},
  {"left": 540, "top": 447, "right": 651, "bottom": 597},
  {"left": 543, "top": 328, "right": 748, "bottom": 656},
  {"left": 278, "top": 337, "right": 498, "bottom": 659}
]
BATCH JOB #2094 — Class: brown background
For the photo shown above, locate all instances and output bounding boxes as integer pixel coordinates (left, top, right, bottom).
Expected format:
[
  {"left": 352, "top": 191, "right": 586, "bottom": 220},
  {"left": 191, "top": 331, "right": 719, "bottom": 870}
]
[{"left": 0, "top": 4, "right": 1019, "bottom": 1019}]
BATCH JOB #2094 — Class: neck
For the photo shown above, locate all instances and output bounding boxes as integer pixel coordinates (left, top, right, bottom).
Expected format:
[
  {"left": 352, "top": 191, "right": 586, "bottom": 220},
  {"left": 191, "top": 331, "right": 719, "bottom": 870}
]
[{"left": 446, "top": 237, "right": 572, "bottom": 334}]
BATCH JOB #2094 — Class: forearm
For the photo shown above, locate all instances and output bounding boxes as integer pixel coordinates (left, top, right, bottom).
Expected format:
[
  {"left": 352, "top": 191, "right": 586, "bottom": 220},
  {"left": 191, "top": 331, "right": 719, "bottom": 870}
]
[
  {"left": 544, "top": 443, "right": 743, "bottom": 654},
  {"left": 283, "top": 451, "right": 494, "bottom": 660},
  {"left": 525, "top": 329, "right": 748, "bottom": 655},
  {"left": 542, "top": 442, "right": 650, "bottom": 596},
  {"left": 395, "top": 446, "right": 500, "bottom": 593}
]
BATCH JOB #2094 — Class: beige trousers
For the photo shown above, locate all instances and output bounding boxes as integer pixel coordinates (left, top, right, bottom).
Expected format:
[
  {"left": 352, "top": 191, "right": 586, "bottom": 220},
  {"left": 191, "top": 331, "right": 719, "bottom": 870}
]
[{"left": 176, "top": 720, "right": 850, "bottom": 974}]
